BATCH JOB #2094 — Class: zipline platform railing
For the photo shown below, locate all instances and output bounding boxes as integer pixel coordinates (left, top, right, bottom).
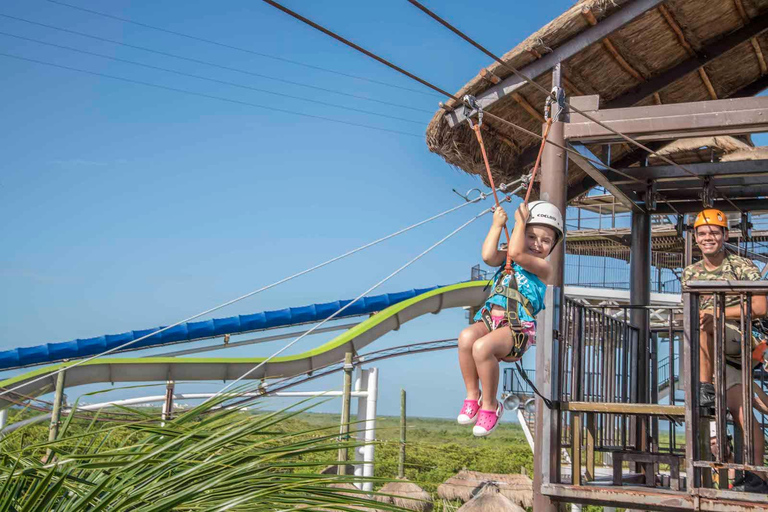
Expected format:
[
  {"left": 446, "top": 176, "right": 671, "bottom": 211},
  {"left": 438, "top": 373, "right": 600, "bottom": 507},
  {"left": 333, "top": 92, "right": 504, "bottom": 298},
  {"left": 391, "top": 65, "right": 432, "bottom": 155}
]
[
  {"left": 684, "top": 281, "right": 768, "bottom": 505},
  {"left": 541, "top": 282, "right": 768, "bottom": 511}
]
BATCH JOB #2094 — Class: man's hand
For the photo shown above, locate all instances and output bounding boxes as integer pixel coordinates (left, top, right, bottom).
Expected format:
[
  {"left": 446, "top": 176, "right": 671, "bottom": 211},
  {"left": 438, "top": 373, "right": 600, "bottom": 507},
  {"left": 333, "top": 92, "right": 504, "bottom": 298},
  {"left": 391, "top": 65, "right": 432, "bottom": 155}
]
[{"left": 700, "top": 309, "right": 714, "bottom": 333}]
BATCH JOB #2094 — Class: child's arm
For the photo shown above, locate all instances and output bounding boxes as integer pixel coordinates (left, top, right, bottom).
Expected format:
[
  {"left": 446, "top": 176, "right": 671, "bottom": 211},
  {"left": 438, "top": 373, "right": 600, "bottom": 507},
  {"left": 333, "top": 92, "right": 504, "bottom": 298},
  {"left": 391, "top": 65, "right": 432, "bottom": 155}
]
[
  {"left": 481, "top": 207, "right": 508, "bottom": 267},
  {"left": 507, "top": 204, "right": 554, "bottom": 284}
]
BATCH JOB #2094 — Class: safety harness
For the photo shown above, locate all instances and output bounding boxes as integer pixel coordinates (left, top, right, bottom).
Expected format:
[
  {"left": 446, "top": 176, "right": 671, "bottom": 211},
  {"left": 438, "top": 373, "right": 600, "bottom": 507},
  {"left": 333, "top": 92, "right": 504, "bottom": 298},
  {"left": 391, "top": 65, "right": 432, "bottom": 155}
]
[
  {"left": 467, "top": 94, "right": 555, "bottom": 405},
  {"left": 480, "top": 267, "right": 535, "bottom": 360}
]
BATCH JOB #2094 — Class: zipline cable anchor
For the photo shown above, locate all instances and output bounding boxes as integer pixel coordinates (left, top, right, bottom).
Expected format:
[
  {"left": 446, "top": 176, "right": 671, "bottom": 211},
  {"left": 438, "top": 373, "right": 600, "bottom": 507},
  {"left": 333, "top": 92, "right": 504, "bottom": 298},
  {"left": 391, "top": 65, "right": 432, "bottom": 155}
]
[
  {"left": 463, "top": 94, "right": 482, "bottom": 127},
  {"left": 452, "top": 187, "right": 485, "bottom": 203}
]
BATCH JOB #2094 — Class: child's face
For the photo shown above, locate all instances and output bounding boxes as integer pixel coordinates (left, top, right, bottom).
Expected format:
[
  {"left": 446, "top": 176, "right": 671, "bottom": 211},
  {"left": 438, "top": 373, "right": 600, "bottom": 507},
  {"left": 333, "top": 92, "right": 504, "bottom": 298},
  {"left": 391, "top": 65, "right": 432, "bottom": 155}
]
[{"left": 525, "top": 225, "right": 556, "bottom": 258}]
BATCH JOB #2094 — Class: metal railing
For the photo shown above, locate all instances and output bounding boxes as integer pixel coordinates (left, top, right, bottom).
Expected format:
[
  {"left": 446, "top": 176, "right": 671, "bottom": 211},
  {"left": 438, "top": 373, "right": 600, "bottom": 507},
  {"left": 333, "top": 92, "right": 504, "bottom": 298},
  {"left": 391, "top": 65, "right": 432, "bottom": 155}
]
[
  {"left": 684, "top": 280, "right": 768, "bottom": 497},
  {"left": 559, "top": 299, "right": 642, "bottom": 453}
]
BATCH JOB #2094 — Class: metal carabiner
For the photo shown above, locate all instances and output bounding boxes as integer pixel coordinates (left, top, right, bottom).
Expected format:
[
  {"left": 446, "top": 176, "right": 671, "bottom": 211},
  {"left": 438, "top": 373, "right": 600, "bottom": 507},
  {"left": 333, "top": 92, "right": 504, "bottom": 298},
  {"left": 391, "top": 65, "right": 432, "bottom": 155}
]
[{"left": 463, "top": 94, "right": 483, "bottom": 127}]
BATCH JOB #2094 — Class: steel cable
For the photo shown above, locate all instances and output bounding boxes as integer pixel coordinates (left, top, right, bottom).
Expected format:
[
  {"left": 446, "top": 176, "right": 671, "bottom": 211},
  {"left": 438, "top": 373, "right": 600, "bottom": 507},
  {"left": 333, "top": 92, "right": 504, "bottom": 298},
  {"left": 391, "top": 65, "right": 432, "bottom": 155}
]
[
  {"left": 0, "top": 52, "right": 422, "bottom": 139},
  {"left": 41, "top": 0, "right": 441, "bottom": 98},
  {"left": 258, "top": 0, "right": 688, "bottom": 213},
  {"left": 0, "top": 14, "right": 432, "bottom": 114},
  {"left": 207, "top": 202, "right": 503, "bottom": 402},
  {"left": 0, "top": 189, "right": 501, "bottom": 399},
  {"left": 0, "top": 30, "right": 425, "bottom": 126},
  {"left": 405, "top": 0, "right": 741, "bottom": 212}
]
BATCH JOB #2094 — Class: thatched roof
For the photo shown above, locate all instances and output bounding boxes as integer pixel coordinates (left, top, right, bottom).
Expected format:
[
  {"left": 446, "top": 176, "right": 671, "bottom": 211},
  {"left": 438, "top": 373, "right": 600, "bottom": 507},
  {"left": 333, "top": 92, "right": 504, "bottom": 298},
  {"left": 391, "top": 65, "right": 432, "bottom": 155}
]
[
  {"left": 320, "top": 483, "right": 379, "bottom": 512},
  {"left": 456, "top": 484, "right": 527, "bottom": 512},
  {"left": 321, "top": 464, "right": 356, "bottom": 476},
  {"left": 375, "top": 480, "right": 433, "bottom": 512},
  {"left": 426, "top": 0, "right": 768, "bottom": 201},
  {"left": 437, "top": 470, "right": 532, "bottom": 509},
  {"left": 649, "top": 136, "right": 753, "bottom": 165},
  {"left": 721, "top": 145, "right": 768, "bottom": 161}
]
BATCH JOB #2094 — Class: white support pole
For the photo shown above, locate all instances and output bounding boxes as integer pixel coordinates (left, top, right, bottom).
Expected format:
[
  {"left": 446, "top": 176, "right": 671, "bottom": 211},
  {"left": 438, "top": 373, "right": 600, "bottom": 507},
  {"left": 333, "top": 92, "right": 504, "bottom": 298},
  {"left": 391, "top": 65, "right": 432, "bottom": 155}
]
[
  {"left": 361, "top": 368, "right": 378, "bottom": 492},
  {"left": 354, "top": 368, "right": 368, "bottom": 488},
  {"left": 517, "top": 409, "right": 535, "bottom": 454},
  {"left": 0, "top": 409, "right": 7, "bottom": 430}
]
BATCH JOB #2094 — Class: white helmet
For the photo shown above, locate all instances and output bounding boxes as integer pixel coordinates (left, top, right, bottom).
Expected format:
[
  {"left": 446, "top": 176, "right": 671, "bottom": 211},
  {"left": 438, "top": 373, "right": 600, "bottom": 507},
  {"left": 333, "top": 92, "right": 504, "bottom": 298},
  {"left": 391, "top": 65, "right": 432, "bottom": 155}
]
[{"left": 527, "top": 200, "right": 564, "bottom": 247}]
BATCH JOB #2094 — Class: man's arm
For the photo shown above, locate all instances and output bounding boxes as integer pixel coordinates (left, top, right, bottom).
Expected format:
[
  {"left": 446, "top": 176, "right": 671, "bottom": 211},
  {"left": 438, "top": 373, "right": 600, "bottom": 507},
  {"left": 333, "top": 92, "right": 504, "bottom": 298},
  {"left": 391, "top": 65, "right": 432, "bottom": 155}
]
[{"left": 722, "top": 258, "right": 767, "bottom": 319}]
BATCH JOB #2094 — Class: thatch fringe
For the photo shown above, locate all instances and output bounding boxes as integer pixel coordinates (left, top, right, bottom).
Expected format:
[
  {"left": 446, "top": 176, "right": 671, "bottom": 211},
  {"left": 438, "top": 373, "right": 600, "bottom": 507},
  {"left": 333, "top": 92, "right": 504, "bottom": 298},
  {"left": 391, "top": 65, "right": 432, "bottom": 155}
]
[
  {"left": 456, "top": 483, "right": 527, "bottom": 512},
  {"left": 320, "top": 483, "right": 379, "bottom": 512},
  {"left": 424, "top": 0, "right": 768, "bottom": 198},
  {"left": 374, "top": 480, "right": 433, "bottom": 512},
  {"left": 720, "top": 146, "right": 768, "bottom": 162},
  {"left": 437, "top": 470, "right": 532, "bottom": 508},
  {"left": 651, "top": 136, "right": 752, "bottom": 165},
  {"left": 321, "top": 464, "right": 356, "bottom": 476}
]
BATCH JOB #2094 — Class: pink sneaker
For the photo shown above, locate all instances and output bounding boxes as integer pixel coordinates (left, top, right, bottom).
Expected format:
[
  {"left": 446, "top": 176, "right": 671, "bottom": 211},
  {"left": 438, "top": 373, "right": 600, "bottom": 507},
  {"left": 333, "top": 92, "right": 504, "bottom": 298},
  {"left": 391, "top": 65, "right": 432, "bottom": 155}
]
[
  {"left": 472, "top": 401, "right": 504, "bottom": 437},
  {"left": 457, "top": 394, "right": 482, "bottom": 425}
]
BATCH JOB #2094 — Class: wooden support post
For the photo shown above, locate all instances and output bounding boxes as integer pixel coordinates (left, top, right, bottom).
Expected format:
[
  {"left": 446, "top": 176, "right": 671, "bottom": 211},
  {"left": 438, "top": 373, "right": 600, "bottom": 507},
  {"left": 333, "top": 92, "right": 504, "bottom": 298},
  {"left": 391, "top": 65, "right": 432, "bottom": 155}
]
[
  {"left": 399, "top": 389, "right": 406, "bottom": 479},
  {"left": 533, "top": 63, "right": 566, "bottom": 512},
  {"left": 162, "top": 380, "right": 175, "bottom": 423},
  {"left": 572, "top": 413, "right": 583, "bottom": 485},
  {"left": 46, "top": 370, "right": 66, "bottom": 460},
  {"left": 585, "top": 412, "right": 596, "bottom": 482},
  {"left": 338, "top": 352, "right": 354, "bottom": 476},
  {"left": 629, "top": 209, "right": 651, "bottom": 476}
]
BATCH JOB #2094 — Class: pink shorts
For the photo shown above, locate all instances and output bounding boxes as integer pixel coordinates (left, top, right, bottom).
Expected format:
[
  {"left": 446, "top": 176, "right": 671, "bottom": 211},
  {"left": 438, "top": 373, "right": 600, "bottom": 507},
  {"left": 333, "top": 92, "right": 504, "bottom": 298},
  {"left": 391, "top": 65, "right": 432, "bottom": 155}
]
[{"left": 485, "top": 312, "right": 537, "bottom": 347}]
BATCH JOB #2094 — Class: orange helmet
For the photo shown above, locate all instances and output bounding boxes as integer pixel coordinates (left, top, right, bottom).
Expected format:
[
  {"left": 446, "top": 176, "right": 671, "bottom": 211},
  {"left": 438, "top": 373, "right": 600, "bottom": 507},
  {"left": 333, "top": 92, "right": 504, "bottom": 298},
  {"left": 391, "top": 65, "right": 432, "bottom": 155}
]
[{"left": 694, "top": 209, "right": 728, "bottom": 230}]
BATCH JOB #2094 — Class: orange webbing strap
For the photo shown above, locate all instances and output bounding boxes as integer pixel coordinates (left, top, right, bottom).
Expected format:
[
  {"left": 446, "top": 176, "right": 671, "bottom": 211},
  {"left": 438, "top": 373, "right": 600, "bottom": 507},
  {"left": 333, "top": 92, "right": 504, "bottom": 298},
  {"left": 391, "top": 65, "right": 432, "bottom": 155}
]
[
  {"left": 524, "top": 118, "right": 553, "bottom": 204},
  {"left": 472, "top": 118, "right": 553, "bottom": 274},
  {"left": 505, "top": 117, "right": 554, "bottom": 271},
  {"left": 472, "top": 123, "right": 514, "bottom": 274}
]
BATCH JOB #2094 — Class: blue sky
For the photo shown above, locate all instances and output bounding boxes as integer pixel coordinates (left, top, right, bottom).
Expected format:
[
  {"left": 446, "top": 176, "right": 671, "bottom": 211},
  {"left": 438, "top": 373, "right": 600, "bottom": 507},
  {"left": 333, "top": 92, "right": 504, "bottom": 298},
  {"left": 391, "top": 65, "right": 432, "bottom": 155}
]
[{"left": 2, "top": 0, "right": 588, "bottom": 420}]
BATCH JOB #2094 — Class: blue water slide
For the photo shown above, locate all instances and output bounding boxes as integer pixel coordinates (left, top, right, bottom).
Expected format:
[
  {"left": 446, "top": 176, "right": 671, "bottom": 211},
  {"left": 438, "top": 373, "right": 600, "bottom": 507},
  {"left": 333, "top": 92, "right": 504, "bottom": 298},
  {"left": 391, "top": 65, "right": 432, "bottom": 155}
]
[{"left": 0, "top": 286, "right": 440, "bottom": 371}]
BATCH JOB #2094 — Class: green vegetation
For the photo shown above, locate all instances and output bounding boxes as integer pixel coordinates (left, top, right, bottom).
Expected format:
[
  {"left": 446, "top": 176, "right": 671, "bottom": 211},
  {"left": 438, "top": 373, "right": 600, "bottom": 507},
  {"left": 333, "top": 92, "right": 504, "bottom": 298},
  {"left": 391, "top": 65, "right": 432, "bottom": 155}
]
[
  {"left": 294, "top": 413, "right": 534, "bottom": 493},
  {"left": 0, "top": 399, "right": 408, "bottom": 511},
  {"left": 2, "top": 403, "right": 619, "bottom": 511}
]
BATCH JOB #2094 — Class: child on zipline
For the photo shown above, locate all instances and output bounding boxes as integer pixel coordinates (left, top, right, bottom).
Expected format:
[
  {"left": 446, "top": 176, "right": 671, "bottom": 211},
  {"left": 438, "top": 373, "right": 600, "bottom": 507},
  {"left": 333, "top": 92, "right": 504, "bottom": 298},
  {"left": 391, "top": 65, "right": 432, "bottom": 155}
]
[{"left": 456, "top": 200, "right": 563, "bottom": 436}]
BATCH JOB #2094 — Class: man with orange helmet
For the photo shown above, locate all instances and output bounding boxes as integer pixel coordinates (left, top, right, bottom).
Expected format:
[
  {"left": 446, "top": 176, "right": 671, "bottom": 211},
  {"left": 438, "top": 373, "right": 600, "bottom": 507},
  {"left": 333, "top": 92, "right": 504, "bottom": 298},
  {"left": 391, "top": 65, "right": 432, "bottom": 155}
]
[{"left": 682, "top": 208, "right": 768, "bottom": 492}]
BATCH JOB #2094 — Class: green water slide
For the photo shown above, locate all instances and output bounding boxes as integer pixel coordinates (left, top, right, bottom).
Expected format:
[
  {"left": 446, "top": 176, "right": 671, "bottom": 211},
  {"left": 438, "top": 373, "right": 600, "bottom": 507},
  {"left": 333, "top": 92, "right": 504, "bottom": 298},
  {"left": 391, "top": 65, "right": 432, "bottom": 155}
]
[{"left": 0, "top": 281, "right": 487, "bottom": 409}]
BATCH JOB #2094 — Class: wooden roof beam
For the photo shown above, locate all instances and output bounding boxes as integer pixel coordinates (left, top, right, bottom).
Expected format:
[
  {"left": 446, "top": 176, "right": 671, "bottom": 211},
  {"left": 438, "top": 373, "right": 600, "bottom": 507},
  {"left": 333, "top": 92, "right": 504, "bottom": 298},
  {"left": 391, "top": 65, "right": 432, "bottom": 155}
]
[
  {"left": 658, "top": 4, "right": 719, "bottom": 99},
  {"left": 612, "top": 159, "right": 768, "bottom": 184},
  {"left": 654, "top": 198, "right": 768, "bottom": 214},
  {"left": 606, "top": 12, "right": 768, "bottom": 108},
  {"left": 751, "top": 38, "right": 768, "bottom": 75},
  {"left": 567, "top": 95, "right": 768, "bottom": 142},
  {"left": 480, "top": 122, "right": 521, "bottom": 153},
  {"left": 444, "top": 0, "right": 668, "bottom": 127},
  {"left": 731, "top": 0, "right": 768, "bottom": 76},
  {"left": 567, "top": 143, "right": 644, "bottom": 212},
  {"left": 734, "top": 0, "right": 749, "bottom": 22},
  {"left": 511, "top": 92, "right": 545, "bottom": 122},
  {"left": 582, "top": 7, "right": 646, "bottom": 83},
  {"left": 480, "top": 68, "right": 501, "bottom": 85}
]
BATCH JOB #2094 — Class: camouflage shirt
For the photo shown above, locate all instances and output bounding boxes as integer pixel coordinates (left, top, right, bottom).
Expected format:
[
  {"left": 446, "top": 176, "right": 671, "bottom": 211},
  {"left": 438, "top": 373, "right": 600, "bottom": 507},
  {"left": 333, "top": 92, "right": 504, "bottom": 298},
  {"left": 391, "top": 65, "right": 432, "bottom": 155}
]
[{"left": 681, "top": 253, "right": 762, "bottom": 310}]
